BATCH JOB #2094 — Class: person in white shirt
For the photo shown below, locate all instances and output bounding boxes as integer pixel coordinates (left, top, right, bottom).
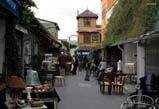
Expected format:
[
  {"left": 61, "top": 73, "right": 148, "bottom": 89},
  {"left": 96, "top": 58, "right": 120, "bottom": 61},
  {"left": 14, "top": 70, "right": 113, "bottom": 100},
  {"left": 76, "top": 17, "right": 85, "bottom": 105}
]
[
  {"left": 98, "top": 59, "right": 107, "bottom": 71},
  {"left": 96, "top": 59, "right": 107, "bottom": 80}
]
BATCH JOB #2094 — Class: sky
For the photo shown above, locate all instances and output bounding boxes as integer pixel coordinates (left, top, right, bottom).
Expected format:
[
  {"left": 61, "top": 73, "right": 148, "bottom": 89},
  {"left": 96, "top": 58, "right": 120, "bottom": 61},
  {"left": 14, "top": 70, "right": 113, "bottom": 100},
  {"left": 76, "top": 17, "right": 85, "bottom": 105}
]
[{"left": 32, "top": 0, "right": 101, "bottom": 40}]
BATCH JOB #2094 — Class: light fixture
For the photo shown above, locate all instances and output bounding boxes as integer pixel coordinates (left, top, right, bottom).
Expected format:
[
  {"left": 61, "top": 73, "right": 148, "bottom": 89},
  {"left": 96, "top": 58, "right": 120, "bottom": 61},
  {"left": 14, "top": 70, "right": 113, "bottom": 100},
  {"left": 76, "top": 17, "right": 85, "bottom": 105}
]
[
  {"left": 25, "top": 70, "right": 41, "bottom": 101},
  {"left": 26, "top": 70, "right": 41, "bottom": 86}
]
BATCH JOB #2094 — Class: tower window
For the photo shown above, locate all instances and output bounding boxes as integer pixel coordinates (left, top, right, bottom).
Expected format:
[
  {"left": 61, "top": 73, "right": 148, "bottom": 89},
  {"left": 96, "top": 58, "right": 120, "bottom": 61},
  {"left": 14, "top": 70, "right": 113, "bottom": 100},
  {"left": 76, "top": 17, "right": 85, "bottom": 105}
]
[{"left": 84, "top": 18, "right": 91, "bottom": 26}]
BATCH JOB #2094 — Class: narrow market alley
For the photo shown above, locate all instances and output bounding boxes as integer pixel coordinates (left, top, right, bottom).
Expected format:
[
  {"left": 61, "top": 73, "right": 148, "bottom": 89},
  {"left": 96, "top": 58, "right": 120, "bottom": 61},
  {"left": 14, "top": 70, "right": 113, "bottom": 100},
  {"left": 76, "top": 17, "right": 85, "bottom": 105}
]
[{"left": 55, "top": 70, "right": 128, "bottom": 109}]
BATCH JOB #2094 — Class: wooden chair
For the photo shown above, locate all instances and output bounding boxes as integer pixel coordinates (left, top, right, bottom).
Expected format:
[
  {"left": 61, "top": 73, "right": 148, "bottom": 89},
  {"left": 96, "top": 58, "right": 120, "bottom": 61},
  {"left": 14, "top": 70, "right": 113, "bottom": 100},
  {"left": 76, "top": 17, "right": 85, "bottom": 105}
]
[
  {"left": 99, "top": 73, "right": 112, "bottom": 94},
  {"left": 113, "top": 73, "right": 126, "bottom": 93}
]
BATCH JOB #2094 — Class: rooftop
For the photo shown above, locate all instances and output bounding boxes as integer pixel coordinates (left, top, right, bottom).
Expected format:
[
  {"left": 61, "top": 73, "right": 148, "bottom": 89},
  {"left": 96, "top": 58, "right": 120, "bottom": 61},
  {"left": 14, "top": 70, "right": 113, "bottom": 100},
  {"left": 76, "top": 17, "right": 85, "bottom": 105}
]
[{"left": 77, "top": 9, "right": 98, "bottom": 19}]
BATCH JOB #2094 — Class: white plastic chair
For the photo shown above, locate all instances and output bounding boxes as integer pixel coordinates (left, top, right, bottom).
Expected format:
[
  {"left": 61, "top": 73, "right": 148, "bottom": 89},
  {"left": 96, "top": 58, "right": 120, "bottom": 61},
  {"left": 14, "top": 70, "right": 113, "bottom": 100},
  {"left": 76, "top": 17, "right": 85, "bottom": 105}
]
[
  {"left": 127, "top": 95, "right": 154, "bottom": 105},
  {"left": 125, "top": 95, "right": 154, "bottom": 109},
  {"left": 121, "top": 102, "right": 154, "bottom": 109}
]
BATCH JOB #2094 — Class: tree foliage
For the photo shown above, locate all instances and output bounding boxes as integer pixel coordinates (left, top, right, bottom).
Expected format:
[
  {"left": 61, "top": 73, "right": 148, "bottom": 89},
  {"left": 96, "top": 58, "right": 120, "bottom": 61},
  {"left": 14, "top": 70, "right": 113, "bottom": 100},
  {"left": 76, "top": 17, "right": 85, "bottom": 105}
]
[
  {"left": 104, "top": 0, "right": 159, "bottom": 46},
  {"left": 18, "top": 0, "right": 36, "bottom": 30}
]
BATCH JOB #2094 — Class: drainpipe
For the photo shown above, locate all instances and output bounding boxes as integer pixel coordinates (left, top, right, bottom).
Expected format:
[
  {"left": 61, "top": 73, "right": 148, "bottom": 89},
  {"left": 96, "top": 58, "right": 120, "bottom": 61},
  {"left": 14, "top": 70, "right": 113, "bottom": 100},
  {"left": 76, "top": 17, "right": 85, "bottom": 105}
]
[{"left": 118, "top": 45, "right": 123, "bottom": 52}]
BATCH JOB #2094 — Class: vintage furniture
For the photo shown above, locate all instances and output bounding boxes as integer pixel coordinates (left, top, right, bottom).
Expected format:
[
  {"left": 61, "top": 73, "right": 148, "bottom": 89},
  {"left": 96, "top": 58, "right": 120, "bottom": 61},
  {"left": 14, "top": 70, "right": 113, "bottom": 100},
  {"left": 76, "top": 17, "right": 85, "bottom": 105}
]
[
  {"left": 99, "top": 72, "right": 126, "bottom": 94},
  {"left": 99, "top": 72, "right": 112, "bottom": 94},
  {"left": 112, "top": 73, "right": 126, "bottom": 93},
  {"left": 21, "top": 88, "right": 60, "bottom": 109}
]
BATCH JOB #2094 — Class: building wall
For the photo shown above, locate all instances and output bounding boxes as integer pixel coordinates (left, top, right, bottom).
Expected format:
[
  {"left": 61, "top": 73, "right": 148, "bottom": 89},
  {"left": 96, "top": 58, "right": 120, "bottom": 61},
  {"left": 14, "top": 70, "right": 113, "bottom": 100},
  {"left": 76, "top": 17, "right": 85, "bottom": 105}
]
[
  {"left": 101, "top": 0, "right": 116, "bottom": 42},
  {"left": 78, "top": 32, "right": 101, "bottom": 46},
  {"left": 78, "top": 18, "right": 97, "bottom": 30},
  {"left": 124, "top": 43, "right": 137, "bottom": 63},
  {"left": 137, "top": 44, "right": 145, "bottom": 83},
  {"left": 153, "top": 10, "right": 159, "bottom": 31},
  {"left": 123, "top": 43, "right": 137, "bottom": 73},
  {"left": 77, "top": 15, "right": 101, "bottom": 48},
  {"left": 0, "top": 17, "right": 6, "bottom": 73}
]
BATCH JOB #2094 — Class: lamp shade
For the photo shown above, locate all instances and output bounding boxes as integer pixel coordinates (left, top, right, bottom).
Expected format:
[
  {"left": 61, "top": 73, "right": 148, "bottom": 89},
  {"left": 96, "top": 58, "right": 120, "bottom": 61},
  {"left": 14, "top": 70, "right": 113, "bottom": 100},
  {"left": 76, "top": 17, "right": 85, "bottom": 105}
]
[
  {"left": 26, "top": 70, "right": 41, "bottom": 86},
  {"left": 7, "top": 76, "right": 26, "bottom": 88}
]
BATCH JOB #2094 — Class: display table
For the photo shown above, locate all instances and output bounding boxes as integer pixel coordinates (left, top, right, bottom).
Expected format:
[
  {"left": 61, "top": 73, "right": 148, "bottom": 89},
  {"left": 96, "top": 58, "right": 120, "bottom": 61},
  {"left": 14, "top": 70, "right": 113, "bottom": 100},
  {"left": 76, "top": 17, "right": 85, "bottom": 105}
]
[
  {"left": 21, "top": 88, "right": 60, "bottom": 109},
  {"left": 20, "top": 105, "right": 47, "bottom": 109}
]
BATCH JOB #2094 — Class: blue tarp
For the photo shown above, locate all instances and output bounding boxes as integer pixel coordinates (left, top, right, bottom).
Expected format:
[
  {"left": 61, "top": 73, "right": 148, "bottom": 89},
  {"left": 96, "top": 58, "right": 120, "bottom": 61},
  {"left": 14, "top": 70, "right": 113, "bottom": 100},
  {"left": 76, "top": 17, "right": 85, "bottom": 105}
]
[{"left": 0, "top": 0, "right": 19, "bottom": 16}]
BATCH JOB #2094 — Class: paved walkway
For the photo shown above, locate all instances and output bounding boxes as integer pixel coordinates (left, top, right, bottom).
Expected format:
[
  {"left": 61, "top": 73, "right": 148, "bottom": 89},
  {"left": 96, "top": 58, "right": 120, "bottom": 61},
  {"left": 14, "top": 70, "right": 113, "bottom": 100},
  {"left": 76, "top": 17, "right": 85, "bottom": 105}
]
[{"left": 55, "top": 70, "right": 128, "bottom": 109}]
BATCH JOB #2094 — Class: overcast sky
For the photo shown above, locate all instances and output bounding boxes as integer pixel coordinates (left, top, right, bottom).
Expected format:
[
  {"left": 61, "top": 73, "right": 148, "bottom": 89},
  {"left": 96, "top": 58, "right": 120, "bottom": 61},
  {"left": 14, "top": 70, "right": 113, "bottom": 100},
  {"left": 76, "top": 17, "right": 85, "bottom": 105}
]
[{"left": 32, "top": 0, "right": 101, "bottom": 40}]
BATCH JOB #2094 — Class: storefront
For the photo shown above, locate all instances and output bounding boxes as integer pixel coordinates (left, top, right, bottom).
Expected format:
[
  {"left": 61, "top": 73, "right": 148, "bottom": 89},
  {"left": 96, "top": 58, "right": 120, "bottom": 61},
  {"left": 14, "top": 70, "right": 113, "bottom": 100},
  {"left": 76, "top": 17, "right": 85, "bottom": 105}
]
[{"left": 0, "top": 0, "right": 19, "bottom": 73}]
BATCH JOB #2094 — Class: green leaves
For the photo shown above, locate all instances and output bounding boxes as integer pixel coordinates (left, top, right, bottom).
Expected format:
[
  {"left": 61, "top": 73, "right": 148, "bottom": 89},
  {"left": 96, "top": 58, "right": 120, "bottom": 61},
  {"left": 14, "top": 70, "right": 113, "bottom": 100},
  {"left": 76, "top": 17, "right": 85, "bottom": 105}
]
[
  {"left": 18, "top": 0, "right": 36, "bottom": 29},
  {"left": 104, "top": 0, "right": 158, "bottom": 46}
]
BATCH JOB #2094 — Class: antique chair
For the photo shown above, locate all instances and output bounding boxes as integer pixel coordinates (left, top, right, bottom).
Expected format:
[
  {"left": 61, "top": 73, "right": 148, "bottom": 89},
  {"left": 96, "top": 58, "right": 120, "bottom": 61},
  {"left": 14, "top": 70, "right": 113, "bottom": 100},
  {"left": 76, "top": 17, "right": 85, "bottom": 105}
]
[
  {"left": 99, "top": 72, "right": 112, "bottom": 94},
  {"left": 113, "top": 73, "right": 126, "bottom": 93}
]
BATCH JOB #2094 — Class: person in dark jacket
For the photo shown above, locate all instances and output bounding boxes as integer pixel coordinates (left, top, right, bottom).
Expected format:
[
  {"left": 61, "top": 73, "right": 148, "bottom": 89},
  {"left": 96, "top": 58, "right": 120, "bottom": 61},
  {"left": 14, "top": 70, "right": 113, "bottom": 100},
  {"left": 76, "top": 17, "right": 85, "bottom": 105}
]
[{"left": 72, "top": 55, "right": 79, "bottom": 75}]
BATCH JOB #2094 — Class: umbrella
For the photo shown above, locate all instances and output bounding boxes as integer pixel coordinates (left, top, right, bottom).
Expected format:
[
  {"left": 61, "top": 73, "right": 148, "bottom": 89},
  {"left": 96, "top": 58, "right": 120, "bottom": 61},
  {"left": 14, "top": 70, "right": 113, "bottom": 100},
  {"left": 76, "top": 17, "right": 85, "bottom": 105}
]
[{"left": 6, "top": 76, "right": 26, "bottom": 88}]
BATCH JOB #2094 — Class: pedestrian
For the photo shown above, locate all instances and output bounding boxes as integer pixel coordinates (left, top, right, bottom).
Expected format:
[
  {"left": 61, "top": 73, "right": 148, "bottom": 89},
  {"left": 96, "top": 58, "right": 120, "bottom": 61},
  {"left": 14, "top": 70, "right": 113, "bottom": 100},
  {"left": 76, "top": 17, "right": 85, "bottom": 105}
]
[
  {"left": 72, "top": 55, "right": 79, "bottom": 75},
  {"left": 96, "top": 59, "right": 107, "bottom": 81},
  {"left": 58, "top": 52, "right": 67, "bottom": 74},
  {"left": 84, "top": 58, "right": 91, "bottom": 81}
]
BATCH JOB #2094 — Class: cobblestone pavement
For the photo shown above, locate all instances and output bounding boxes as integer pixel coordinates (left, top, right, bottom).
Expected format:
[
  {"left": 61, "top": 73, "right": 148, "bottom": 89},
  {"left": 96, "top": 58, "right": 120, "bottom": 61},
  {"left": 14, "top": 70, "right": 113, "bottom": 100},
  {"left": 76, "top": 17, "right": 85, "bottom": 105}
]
[{"left": 55, "top": 70, "right": 129, "bottom": 109}]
